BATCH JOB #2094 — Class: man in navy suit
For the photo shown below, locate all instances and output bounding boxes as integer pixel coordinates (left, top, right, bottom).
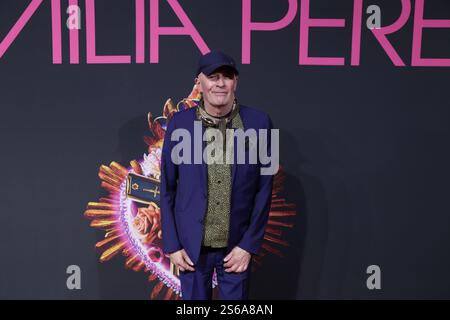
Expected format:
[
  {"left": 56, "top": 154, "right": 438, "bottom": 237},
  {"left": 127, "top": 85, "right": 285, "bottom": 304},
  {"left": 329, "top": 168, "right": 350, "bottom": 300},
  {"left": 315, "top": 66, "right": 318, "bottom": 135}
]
[{"left": 161, "top": 50, "right": 276, "bottom": 300}]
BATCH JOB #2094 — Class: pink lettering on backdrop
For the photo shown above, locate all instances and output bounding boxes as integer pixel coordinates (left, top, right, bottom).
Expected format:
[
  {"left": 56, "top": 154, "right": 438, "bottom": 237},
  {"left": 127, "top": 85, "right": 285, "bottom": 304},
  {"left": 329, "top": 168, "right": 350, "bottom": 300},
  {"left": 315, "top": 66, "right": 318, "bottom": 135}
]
[
  {"left": 1, "top": 0, "right": 450, "bottom": 67},
  {"left": 0, "top": 0, "right": 43, "bottom": 59},
  {"left": 69, "top": 0, "right": 79, "bottom": 64},
  {"left": 299, "top": 0, "right": 346, "bottom": 66},
  {"left": 242, "top": 0, "right": 298, "bottom": 64},
  {"left": 86, "top": 0, "right": 131, "bottom": 64},
  {"left": 149, "top": 0, "right": 208, "bottom": 63},
  {"left": 371, "top": 0, "right": 410, "bottom": 66},
  {"left": 51, "top": 0, "right": 62, "bottom": 64},
  {"left": 351, "top": 0, "right": 363, "bottom": 66},
  {"left": 412, "top": 0, "right": 450, "bottom": 67},
  {"left": 136, "top": 0, "right": 145, "bottom": 63}
]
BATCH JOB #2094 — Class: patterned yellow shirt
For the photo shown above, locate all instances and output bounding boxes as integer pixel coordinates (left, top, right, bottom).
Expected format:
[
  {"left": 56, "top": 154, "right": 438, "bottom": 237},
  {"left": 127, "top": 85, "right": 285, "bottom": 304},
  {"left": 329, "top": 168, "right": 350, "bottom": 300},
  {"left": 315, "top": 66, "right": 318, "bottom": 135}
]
[{"left": 201, "top": 107, "right": 244, "bottom": 247}]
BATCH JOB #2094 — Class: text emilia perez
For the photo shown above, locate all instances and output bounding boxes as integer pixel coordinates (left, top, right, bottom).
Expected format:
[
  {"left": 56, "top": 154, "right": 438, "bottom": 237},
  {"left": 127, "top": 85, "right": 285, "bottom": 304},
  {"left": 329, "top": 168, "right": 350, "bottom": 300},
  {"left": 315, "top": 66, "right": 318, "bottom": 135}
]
[{"left": 176, "top": 304, "right": 273, "bottom": 317}]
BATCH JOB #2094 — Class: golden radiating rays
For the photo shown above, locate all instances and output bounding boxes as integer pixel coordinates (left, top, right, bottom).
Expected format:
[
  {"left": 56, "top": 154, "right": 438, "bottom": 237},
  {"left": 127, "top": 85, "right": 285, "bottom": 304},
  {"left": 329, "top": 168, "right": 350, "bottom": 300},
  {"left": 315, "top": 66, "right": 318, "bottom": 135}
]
[
  {"left": 130, "top": 160, "right": 142, "bottom": 175},
  {"left": 84, "top": 158, "right": 181, "bottom": 299},
  {"left": 85, "top": 84, "right": 297, "bottom": 299},
  {"left": 84, "top": 161, "right": 126, "bottom": 265},
  {"left": 99, "top": 241, "right": 127, "bottom": 262},
  {"left": 253, "top": 166, "right": 297, "bottom": 268},
  {"left": 125, "top": 253, "right": 141, "bottom": 268},
  {"left": 89, "top": 219, "right": 119, "bottom": 229},
  {"left": 95, "top": 234, "right": 123, "bottom": 249}
]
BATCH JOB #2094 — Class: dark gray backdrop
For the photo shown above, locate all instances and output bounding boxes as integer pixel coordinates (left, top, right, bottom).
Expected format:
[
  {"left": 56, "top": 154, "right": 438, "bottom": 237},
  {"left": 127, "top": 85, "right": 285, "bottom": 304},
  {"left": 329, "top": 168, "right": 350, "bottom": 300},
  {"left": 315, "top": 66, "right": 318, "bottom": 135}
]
[{"left": 0, "top": 0, "right": 449, "bottom": 299}]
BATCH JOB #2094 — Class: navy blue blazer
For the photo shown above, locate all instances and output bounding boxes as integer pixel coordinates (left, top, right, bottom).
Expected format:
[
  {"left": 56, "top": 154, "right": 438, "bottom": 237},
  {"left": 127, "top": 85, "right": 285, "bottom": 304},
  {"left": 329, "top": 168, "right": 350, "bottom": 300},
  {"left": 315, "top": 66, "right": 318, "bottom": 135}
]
[{"left": 160, "top": 104, "right": 274, "bottom": 264}]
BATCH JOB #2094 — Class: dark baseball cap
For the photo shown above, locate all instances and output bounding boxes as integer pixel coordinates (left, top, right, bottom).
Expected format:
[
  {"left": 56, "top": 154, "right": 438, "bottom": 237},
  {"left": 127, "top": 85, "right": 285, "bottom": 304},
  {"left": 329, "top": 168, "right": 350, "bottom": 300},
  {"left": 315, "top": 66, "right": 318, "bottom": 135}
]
[{"left": 196, "top": 50, "right": 239, "bottom": 77}]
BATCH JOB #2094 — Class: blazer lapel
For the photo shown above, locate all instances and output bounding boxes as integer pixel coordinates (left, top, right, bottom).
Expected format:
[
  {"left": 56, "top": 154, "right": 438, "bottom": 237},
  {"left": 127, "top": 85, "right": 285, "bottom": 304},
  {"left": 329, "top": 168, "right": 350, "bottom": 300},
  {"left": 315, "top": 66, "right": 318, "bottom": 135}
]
[
  {"left": 231, "top": 131, "right": 238, "bottom": 189},
  {"left": 200, "top": 124, "right": 208, "bottom": 197},
  {"left": 193, "top": 108, "right": 208, "bottom": 197},
  {"left": 231, "top": 107, "right": 244, "bottom": 189}
]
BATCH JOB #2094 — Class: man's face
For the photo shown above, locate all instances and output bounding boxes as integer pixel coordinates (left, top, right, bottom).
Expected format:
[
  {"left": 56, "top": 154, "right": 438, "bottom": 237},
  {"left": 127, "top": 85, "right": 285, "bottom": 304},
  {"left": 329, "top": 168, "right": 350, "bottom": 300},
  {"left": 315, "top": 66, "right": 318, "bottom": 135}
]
[{"left": 196, "top": 66, "right": 238, "bottom": 108}]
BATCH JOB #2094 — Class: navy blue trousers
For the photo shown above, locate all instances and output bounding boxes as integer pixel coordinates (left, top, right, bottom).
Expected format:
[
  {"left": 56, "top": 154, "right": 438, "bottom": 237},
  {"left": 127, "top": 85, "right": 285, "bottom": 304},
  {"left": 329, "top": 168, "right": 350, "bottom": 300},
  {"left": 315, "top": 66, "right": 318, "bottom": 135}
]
[{"left": 179, "top": 246, "right": 252, "bottom": 300}]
